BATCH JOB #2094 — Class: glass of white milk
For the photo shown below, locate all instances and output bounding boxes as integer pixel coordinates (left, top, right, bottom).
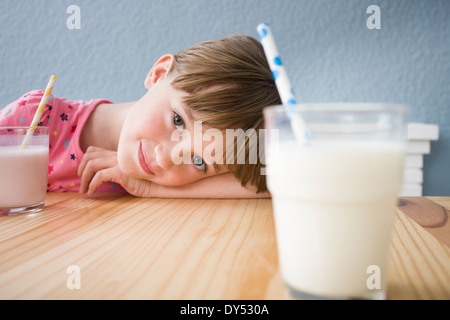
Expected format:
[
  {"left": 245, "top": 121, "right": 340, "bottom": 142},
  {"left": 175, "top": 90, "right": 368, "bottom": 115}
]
[
  {"left": 264, "top": 103, "right": 409, "bottom": 300},
  {"left": 0, "top": 127, "right": 49, "bottom": 216}
]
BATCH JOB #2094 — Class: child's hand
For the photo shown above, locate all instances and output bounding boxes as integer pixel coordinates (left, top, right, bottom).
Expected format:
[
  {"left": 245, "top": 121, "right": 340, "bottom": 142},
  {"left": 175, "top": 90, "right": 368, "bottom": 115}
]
[{"left": 78, "top": 146, "right": 153, "bottom": 197}]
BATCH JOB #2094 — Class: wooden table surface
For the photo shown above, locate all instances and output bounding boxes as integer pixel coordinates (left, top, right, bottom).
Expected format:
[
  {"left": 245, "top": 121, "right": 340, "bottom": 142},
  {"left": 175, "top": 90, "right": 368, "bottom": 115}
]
[{"left": 0, "top": 193, "right": 449, "bottom": 300}]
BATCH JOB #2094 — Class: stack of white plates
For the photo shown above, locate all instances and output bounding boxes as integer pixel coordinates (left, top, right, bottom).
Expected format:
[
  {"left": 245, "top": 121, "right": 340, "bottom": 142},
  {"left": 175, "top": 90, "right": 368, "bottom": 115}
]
[{"left": 400, "top": 123, "right": 439, "bottom": 196}]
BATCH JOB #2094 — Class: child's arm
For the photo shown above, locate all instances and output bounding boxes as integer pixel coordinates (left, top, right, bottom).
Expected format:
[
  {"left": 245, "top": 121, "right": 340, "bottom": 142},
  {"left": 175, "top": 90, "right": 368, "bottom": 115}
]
[
  {"left": 150, "top": 172, "right": 271, "bottom": 198},
  {"left": 78, "top": 146, "right": 270, "bottom": 199}
]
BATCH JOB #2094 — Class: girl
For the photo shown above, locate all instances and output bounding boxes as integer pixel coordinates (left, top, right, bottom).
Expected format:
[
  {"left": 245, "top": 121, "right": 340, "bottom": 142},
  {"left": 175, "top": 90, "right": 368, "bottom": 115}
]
[{"left": 0, "top": 35, "right": 281, "bottom": 198}]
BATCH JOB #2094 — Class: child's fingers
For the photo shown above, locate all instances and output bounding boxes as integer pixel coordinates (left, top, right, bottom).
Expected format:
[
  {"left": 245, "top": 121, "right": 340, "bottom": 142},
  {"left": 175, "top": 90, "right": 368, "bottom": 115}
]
[
  {"left": 87, "top": 167, "right": 154, "bottom": 197},
  {"left": 79, "top": 157, "right": 118, "bottom": 194},
  {"left": 87, "top": 166, "right": 123, "bottom": 196},
  {"left": 77, "top": 146, "right": 115, "bottom": 177}
]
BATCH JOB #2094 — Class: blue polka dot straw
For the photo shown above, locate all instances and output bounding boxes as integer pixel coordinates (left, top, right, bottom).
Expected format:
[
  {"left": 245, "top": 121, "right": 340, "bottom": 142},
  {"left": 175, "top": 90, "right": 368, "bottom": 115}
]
[
  {"left": 257, "top": 23, "right": 309, "bottom": 144},
  {"left": 257, "top": 23, "right": 297, "bottom": 107}
]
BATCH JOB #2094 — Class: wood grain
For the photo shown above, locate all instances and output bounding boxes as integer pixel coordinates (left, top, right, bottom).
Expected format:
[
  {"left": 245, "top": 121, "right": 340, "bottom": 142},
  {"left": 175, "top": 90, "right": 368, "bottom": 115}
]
[
  {"left": 0, "top": 193, "right": 448, "bottom": 299},
  {"left": 0, "top": 193, "right": 289, "bottom": 299},
  {"left": 397, "top": 197, "right": 450, "bottom": 248},
  {"left": 388, "top": 197, "right": 450, "bottom": 300}
]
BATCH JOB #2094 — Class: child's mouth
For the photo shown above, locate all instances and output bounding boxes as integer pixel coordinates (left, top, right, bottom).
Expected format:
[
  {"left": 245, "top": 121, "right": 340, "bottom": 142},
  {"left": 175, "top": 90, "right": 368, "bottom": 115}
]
[{"left": 139, "top": 141, "right": 155, "bottom": 175}]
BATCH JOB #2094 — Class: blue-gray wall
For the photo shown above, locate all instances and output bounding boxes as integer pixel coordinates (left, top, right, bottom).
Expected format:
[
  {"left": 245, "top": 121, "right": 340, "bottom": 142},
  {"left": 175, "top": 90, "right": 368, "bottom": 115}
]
[{"left": 1, "top": 0, "right": 449, "bottom": 196}]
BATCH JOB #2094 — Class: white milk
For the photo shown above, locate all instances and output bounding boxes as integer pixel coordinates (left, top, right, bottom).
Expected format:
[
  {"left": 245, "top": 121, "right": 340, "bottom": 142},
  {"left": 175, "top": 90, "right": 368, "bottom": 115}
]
[
  {"left": 266, "top": 140, "right": 404, "bottom": 299},
  {"left": 0, "top": 146, "right": 48, "bottom": 208}
]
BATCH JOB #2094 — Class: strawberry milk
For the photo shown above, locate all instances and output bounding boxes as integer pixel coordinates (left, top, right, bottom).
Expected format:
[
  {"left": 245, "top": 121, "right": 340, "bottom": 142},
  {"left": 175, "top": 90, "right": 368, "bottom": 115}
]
[{"left": 0, "top": 127, "right": 48, "bottom": 214}]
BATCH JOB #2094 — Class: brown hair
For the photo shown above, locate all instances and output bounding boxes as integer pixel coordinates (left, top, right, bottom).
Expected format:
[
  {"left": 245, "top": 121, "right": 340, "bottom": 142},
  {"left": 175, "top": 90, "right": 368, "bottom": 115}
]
[{"left": 171, "top": 34, "right": 281, "bottom": 193}]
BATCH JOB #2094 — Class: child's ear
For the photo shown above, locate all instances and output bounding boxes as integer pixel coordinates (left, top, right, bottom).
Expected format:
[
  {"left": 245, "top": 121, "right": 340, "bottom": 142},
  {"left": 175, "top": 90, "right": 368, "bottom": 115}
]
[{"left": 144, "top": 54, "right": 175, "bottom": 89}]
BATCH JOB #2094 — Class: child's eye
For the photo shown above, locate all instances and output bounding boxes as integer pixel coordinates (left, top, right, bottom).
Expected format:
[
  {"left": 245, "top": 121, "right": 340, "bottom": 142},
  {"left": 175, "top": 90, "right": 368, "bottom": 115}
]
[
  {"left": 173, "top": 113, "right": 185, "bottom": 130},
  {"left": 192, "top": 155, "right": 206, "bottom": 173}
]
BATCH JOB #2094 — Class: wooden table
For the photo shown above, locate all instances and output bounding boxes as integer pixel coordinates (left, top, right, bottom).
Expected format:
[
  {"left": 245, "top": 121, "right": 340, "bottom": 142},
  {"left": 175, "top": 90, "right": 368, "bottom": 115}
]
[{"left": 0, "top": 193, "right": 449, "bottom": 300}]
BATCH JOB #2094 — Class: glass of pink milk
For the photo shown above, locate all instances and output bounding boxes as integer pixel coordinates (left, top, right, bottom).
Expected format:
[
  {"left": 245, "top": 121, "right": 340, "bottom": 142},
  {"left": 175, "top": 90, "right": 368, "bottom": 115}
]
[{"left": 0, "top": 127, "right": 49, "bottom": 216}]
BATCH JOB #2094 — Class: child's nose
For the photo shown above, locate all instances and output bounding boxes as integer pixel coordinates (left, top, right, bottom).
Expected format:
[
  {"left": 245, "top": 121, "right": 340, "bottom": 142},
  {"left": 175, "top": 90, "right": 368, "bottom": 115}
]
[
  {"left": 154, "top": 144, "right": 172, "bottom": 170},
  {"left": 154, "top": 139, "right": 192, "bottom": 170}
]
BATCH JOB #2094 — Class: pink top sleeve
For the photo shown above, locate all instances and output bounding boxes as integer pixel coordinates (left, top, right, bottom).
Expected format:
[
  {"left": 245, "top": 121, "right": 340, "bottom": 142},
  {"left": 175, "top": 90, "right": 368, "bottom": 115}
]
[{"left": 1, "top": 90, "right": 126, "bottom": 193}]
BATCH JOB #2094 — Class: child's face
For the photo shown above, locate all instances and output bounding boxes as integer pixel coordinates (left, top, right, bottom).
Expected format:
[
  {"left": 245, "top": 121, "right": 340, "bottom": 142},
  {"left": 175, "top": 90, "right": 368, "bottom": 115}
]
[{"left": 117, "top": 75, "right": 229, "bottom": 186}]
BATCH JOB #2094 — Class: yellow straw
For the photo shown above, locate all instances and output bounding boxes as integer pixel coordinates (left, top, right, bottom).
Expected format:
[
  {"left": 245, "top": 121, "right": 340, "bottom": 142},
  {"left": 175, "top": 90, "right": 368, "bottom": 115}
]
[{"left": 21, "top": 75, "right": 57, "bottom": 149}]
